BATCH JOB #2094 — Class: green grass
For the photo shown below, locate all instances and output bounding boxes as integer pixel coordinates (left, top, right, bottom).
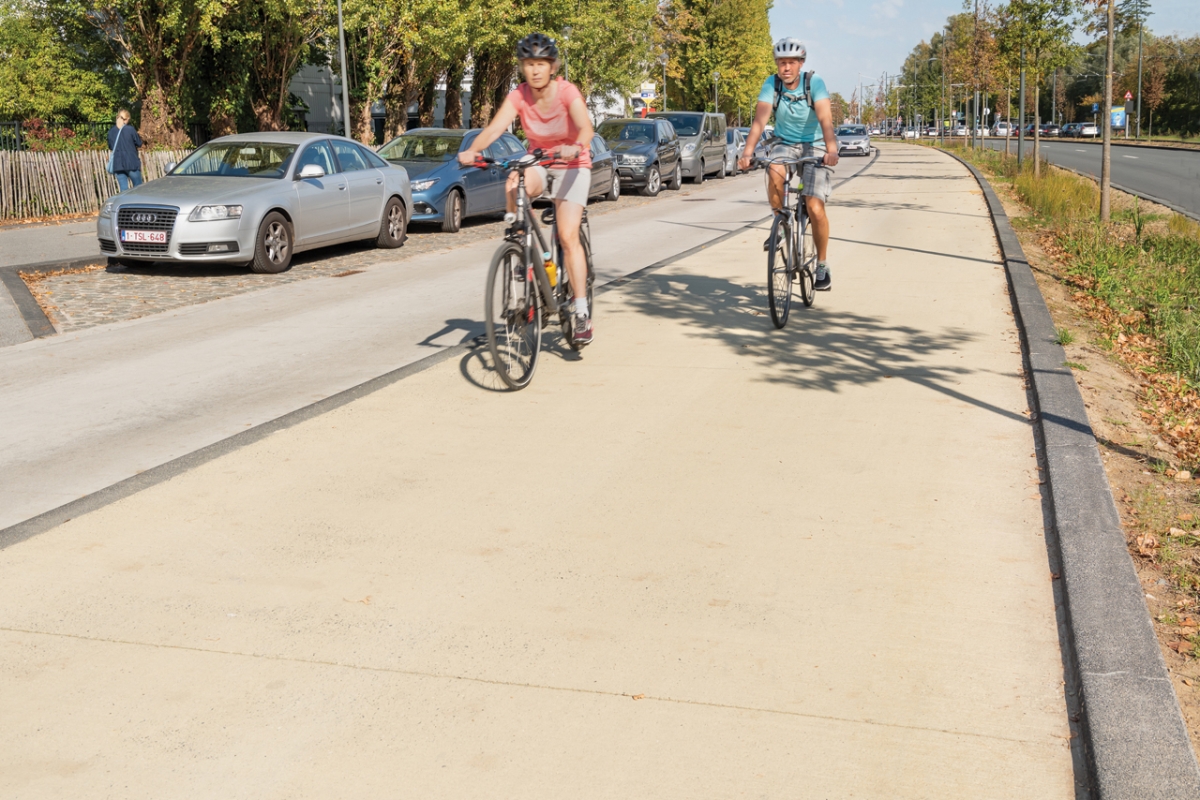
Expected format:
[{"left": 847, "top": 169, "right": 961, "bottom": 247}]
[
  {"left": 1055, "top": 327, "right": 1076, "bottom": 346},
  {"left": 1065, "top": 361, "right": 1089, "bottom": 371}
]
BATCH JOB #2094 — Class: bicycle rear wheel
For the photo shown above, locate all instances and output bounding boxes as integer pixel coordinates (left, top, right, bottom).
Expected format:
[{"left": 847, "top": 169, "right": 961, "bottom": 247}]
[
  {"left": 767, "top": 214, "right": 793, "bottom": 329},
  {"left": 797, "top": 214, "right": 816, "bottom": 307},
  {"left": 485, "top": 242, "right": 542, "bottom": 389}
]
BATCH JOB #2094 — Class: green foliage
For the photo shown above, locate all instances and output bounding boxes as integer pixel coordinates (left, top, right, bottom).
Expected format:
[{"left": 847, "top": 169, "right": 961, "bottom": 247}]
[
  {"left": 659, "top": 0, "right": 774, "bottom": 123},
  {"left": 0, "top": 0, "right": 116, "bottom": 120}
]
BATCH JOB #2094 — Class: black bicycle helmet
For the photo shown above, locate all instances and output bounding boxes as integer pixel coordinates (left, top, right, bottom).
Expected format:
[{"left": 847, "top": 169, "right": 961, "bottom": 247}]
[{"left": 516, "top": 32, "right": 559, "bottom": 61}]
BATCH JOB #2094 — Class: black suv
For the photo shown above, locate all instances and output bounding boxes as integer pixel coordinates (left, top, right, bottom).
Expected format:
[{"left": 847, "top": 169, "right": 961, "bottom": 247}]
[{"left": 596, "top": 117, "right": 683, "bottom": 197}]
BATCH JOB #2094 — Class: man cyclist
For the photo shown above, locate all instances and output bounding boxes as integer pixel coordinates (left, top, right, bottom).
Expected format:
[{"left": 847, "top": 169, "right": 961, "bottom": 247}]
[
  {"left": 739, "top": 38, "right": 839, "bottom": 291},
  {"left": 459, "top": 33, "right": 596, "bottom": 344}
]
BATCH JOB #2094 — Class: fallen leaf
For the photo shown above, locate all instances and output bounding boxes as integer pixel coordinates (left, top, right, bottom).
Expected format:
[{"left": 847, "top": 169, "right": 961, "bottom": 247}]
[
  {"left": 1170, "top": 640, "right": 1193, "bottom": 654},
  {"left": 1180, "top": 514, "right": 1195, "bottom": 522},
  {"left": 1183, "top": 678, "right": 1194, "bottom": 686},
  {"left": 1180, "top": 626, "right": 1198, "bottom": 637},
  {"left": 1176, "top": 470, "right": 1193, "bottom": 483},
  {"left": 631, "top": 693, "right": 645, "bottom": 701}
]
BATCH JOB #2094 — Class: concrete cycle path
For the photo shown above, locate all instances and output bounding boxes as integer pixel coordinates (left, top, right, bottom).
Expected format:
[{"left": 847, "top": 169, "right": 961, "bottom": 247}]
[{"left": 0, "top": 144, "right": 1076, "bottom": 797}]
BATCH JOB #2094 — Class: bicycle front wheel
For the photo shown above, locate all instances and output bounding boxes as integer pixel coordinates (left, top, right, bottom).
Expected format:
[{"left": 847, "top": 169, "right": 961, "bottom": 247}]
[
  {"left": 797, "top": 215, "right": 816, "bottom": 308},
  {"left": 767, "top": 214, "right": 793, "bottom": 329},
  {"left": 485, "top": 242, "right": 542, "bottom": 390}
]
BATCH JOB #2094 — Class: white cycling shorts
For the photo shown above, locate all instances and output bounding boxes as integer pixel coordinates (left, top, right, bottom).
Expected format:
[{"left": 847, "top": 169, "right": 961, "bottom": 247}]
[{"left": 530, "top": 166, "right": 591, "bottom": 207}]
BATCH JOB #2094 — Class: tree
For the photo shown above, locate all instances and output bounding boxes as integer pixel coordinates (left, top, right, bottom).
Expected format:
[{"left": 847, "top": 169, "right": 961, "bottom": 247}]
[
  {"left": 1141, "top": 47, "right": 1165, "bottom": 137},
  {"left": 998, "top": 0, "right": 1079, "bottom": 176},
  {"left": 0, "top": 0, "right": 115, "bottom": 120}
]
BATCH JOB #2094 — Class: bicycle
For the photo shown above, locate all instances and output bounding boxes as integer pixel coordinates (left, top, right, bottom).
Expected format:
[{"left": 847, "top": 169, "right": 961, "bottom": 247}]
[
  {"left": 761, "top": 154, "right": 828, "bottom": 329},
  {"left": 475, "top": 150, "right": 596, "bottom": 390}
]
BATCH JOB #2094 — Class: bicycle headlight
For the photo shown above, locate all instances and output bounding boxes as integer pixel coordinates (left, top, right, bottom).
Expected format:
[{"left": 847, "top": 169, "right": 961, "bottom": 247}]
[
  {"left": 188, "top": 204, "right": 243, "bottom": 222},
  {"left": 411, "top": 178, "right": 439, "bottom": 192}
]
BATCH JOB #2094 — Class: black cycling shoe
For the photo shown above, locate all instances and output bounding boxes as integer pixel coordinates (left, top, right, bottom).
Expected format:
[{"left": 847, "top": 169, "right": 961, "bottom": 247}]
[
  {"left": 814, "top": 264, "right": 831, "bottom": 291},
  {"left": 763, "top": 236, "right": 772, "bottom": 252}
]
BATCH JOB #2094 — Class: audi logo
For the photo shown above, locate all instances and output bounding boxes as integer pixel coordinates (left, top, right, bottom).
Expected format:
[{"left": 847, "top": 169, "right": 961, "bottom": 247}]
[{"left": 131, "top": 212, "right": 157, "bottom": 224}]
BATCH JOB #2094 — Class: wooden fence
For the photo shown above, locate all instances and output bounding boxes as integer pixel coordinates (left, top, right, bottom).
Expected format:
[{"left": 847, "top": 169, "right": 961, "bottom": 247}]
[{"left": 0, "top": 149, "right": 190, "bottom": 221}]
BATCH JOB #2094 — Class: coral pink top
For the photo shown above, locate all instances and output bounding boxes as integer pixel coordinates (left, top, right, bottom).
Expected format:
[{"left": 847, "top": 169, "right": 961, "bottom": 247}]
[{"left": 506, "top": 78, "right": 592, "bottom": 169}]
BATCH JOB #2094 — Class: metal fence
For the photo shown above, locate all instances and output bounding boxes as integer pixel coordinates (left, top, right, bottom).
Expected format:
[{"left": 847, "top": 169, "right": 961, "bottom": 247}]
[
  {"left": 0, "top": 149, "right": 190, "bottom": 221},
  {"left": 0, "top": 120, "right": 113, "bottom": 152}
]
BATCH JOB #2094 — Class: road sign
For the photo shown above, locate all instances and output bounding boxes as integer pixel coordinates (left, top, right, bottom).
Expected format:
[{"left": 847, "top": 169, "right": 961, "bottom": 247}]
[
  {"left": 983, "top": 107, "right": 990, "bottom": 116},
  {"left": 1125, "top": 91, "right": 1133, "bottom": 101},
  {"left": 1092, "top": 102, "right": 1099, "bottom": 113}
]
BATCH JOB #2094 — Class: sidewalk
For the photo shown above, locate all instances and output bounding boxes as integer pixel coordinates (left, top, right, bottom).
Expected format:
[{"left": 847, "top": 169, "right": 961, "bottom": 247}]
[
  {"left": 0, "top": 217, "right": 100, "bottom": 269},
  {"left": 0, "top": 146, "right": 1077, "bottom": 797}
]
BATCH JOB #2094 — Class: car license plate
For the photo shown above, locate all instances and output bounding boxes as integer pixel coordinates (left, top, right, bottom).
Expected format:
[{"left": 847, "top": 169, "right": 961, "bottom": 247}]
[{"left": 120, "top": 230, "right": 166, "bottom": 243}]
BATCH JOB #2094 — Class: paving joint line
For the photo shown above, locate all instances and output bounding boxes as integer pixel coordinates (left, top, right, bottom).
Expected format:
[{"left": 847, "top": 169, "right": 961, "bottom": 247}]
[
  {"left": 939, "top": 144, "right": 1200, "bottom": 799},
  {"left": 0, "top": 624, "right": 1057, "bottom": 747}
]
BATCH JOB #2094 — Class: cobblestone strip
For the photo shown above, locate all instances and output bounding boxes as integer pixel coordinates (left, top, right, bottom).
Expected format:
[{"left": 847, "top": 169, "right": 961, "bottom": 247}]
[{"left": 20, "top": 184, "right": 695, "bottom": 334}]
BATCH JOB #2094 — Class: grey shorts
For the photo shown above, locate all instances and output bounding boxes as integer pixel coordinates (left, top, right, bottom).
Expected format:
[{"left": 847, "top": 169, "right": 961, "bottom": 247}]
[
  {"left": 769, "top": 142, "right": 833, "bottom": 203},
  {"left": 530, "top": 166, "right": 591, "bottom": 207}
]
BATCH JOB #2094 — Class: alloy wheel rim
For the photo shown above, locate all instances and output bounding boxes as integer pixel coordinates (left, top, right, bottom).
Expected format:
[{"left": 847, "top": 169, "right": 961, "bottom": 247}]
[
  {"left": 612, "top": 175, "right": 619, "bottom": 197},
  {"left": 388, "top": 206, "right": 402, "bottom": 238},
  {"left": 649, "top": 169, "right": 660, "bottom": 193},
  {"left": 265, "top": 222, "right": 288, "bottom": 263}
]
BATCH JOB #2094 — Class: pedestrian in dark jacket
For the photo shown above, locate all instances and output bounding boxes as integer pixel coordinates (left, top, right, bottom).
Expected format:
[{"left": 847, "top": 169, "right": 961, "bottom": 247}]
[{"left": 107, "top": 109, "right": 144, "bottom": 192}]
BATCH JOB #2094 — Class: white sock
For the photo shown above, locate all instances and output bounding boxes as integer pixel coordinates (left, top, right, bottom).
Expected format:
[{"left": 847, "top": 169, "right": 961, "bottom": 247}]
[{"left": 574, "top": 298, "right": 589, "bottom": 317}]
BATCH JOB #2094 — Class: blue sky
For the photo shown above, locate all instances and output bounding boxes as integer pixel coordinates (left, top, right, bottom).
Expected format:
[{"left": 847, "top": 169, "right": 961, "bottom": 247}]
[{"left": 769, "top": 0, "right": 1200, "bottom": 99}]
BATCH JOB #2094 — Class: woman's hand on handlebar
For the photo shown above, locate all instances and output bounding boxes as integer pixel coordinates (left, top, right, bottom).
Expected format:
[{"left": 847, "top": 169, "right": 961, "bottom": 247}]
[
  {"left": 553, "top": 144, "right": 582, "bottom": 161},
  {"left": 457, "top": 149, "right": 481, "bottom": 166}
]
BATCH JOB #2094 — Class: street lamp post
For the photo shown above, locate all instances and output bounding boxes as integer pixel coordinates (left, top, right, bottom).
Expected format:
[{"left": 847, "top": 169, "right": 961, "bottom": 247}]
[
  {"left": 336, "top": 0, "right": 351, "bottom": 138},
  {"left": 713, "top": 71, "right": 719, "bottom": 113},
  {"left": 562, "top": 26, "right": 571, "bottom": 81},
  {"left": 1017, "top": 44, "right": 1026, "bottom": 168},
  {"left": 660, "top": 53, "right": 668, "bottom": 112}
]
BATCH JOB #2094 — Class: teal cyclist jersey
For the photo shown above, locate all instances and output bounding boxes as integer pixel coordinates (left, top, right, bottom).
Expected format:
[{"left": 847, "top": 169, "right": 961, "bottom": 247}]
[{"left": 757, "top": 73, "right": 830, "bottom": 145}]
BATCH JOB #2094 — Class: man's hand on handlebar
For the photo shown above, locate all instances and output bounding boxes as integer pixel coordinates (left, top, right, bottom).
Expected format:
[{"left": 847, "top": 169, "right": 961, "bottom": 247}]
[
  {"left": 738, "top": 152, "right": 754, "bottom": 172},
  {"left": 823, "top": 150, "right": 840, "bottom": 167}
]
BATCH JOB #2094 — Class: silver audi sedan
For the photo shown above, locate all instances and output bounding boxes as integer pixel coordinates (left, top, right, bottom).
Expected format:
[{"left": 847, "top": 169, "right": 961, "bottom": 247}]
[{"left": 97, "top": 132, "right": 412, "bottom": 274}]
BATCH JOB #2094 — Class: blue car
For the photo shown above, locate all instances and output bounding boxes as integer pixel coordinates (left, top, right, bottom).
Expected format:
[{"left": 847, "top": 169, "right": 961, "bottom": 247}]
[{"left": 377, "top": 128, "right": 526, "bottom": 232}]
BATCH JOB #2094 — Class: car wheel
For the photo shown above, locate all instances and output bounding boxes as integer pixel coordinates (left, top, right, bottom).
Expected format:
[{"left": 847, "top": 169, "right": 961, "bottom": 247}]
[
  {"left": 376, "top": 196, "right": 407, "bottom": 248},
  {"left": 716, "top": 157, "right": 727, "bottom": 179},
  {"left": 250, "top": 212, "right": 293, "bottom": 274},
  {"left": 668, "top": 162, "right": 682, "bottom": 189},
  {"left": 640, "top": 164, "right": 661, "bottom": 196},
  {"left": 441, "top": 190, "right": 463, "bottom": 233},
  {"left": 605, "top": 171, "right": 620, "bottom": 201},
  {"left": 694, "top": 161, "right": 704, "bottom": 184}
]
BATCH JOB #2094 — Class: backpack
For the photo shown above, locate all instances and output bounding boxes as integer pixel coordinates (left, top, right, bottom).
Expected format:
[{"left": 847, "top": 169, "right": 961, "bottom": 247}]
[{"left": 772, "top": 71, "right": 814, "bottom": 124}]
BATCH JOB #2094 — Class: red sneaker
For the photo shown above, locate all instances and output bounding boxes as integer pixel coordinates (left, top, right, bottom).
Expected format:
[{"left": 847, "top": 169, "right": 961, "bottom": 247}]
[{"left": 572, "top": 314, "right": 593, "bottom": 346}]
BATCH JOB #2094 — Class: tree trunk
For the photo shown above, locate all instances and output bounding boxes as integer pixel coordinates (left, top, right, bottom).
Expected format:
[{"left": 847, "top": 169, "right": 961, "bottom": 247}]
[
  {"left": 1100, "top": 0, "right": 1115, "bottom": 221},
  {"left": 209, "top": 108, "right": 238, "bottom": 138},
  {"left": 350, "top": 98, "right": 372, "bottom": 144},
  {"left": 139, "top": 84, "right": 191, "bottom": 149},
  {"left": 384, "top": 82, "right": 407, "bottom": 140},
  {"left": 443, "top": 63, "right": 464, "bottom": 129},
  {"left": 418, "top": 73, "right": 439, "bottom": 127},
  {"left": 1033, "top": 83, "right": 1041, "bottom": 178}
]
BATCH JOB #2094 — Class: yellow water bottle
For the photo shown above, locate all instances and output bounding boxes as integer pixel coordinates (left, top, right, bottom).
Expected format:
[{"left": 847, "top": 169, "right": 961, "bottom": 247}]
[{"left": 543, "top": 259, "right": 557, "bottom": 287}]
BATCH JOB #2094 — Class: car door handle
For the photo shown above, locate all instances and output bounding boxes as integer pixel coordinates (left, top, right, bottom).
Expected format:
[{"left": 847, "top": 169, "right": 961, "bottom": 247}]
[
  {"left": 337, "top": 184, "right": 346, "bottom": 190},
  {"left": 375, "top": 177, "right": 383, "bottom": 184}
]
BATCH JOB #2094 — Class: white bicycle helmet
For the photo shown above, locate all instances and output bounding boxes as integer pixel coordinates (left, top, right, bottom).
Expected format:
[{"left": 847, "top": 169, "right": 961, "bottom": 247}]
[{"left": 773, "top": 38, "right": 807, "bottom": 59}]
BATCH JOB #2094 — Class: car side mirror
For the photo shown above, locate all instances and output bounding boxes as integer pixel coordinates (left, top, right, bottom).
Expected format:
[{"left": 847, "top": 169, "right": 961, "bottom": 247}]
[
  {"left": 298, "top": 164, "right": 325, "bottom": 179},
  {"left": 165, "top": 162, "right": 176, "bottom": 173}
]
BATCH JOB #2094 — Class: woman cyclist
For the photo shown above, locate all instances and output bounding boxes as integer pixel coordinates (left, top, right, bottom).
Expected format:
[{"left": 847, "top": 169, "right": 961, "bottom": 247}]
[{"left": 458, "top": 33, "right": 596, "bottom": 345}]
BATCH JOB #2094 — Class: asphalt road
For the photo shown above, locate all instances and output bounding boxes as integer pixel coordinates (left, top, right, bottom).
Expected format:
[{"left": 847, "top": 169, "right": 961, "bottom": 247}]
[
  {"left": 0, "top": 155, "right": 876, "bottom": 534},
  {"left": 983, "top": 137, "right": 1200, "bottom": 218}
]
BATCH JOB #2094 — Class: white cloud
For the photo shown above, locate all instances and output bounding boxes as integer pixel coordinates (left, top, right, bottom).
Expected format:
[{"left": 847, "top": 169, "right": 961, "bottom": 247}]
[{"left": 871, "top": 0, "right": 903, "bottom": 19}]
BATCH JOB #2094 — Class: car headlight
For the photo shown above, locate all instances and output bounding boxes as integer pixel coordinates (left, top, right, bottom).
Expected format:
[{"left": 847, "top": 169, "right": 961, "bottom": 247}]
[
  {"left": 411, "top": 178, "right": 439, "bottom": 192},
  {"left": 188, "top": 204, "right": 243, "bottom": 222},
  {"left": 682, "top": 143, "right": 696, "bottom": 155},
  {"left": 100, "top": 200, "right": 115, "bottom": 219},
  {"left": 621, "top": 154, "right": 647, "bottom": 165}
]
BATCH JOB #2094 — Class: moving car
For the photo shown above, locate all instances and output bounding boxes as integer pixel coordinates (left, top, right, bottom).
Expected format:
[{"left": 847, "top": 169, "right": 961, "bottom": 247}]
[
  {"left": 98, "top": 131, "right": 411, "bottom": 274},
  {"left": 836, "top": 124, "right": 871, "bottom": 156},
  {"left": 378, "top": 128, "right": 525, "bottom": 232},
  {"left": 647, "top": 111, "right": 727, "bottom": 183},
  {"left": 596, "top": 117, "right": 682, "bottom": 196}
]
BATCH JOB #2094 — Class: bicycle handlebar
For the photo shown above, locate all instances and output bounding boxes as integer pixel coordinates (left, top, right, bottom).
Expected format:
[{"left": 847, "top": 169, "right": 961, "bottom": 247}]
[{"left": 470, "top": 148, "right": 556, "bottom": 171}]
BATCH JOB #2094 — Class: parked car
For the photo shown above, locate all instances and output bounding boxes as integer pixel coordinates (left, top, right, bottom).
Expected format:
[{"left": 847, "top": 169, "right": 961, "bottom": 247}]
[
  {"left": 596, "top": 117, "right": 682, "bottom": 196},
  {"left": 1077, "top": 122, "right": 1099, "bottom": 138},
  {"left": 1039, "top": 123, "right": 1061, "bottom": 137},
  {"left": 836, "top": 124, "right": 871, "bottom": 156},
  {"left": 1060, "top": 122, "right": 1079, "bottom": 137},
  {"left": 378, "top": 128, "right": 526, "bottom": 232},
  {"left": 737, "top": 127, "right": 769, "bottom": 167},
  {"left": 647, "top": 111, "right": 727, "bottom": 182},
  {"left": 98, "top": 132, "right": 411, "bottom": 274},
  {"left": 586, "top": 133, "right": 621, "bottom": 201},
  {"left": 869, "top": 126, "right": 882, "bottom": 135},
  {"left": 953, "top": 124, "right": 968, "bottom": 137},
  {"left": 992, "top": 121, "right": 1013, "bottom": 136},
  {"left": 724, "top": 127, "right": 745, "bottom": 175},
  {"left": 902, "top": 127, "right": 919, "bottom": 139}
]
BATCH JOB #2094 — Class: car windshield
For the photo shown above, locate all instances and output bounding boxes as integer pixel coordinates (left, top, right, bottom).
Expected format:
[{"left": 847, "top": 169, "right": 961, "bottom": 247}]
[
  {"left": 836, "top": 126, "right": 866, "bottom": 136},
  {"left": 726, "top": 129, "right": 737, "bottom": 144},
  {"left": 378, "top": 134, "right": 464, "bottom": 162},
  {"left": 597, "top": 121, "right": 655, "bottom": 143},
  {"left": 655, "top": 114, "right": 701, "bottom": 136},
  {"left": 173, "top": 142, "right": 296, "bottom": 178}
]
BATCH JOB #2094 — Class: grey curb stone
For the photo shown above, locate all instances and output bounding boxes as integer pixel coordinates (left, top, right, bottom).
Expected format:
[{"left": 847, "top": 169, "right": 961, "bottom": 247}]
[
  {"left": 946, "top": 148, "right": 1200, "bottom": 799},
  {"left": 0, "top": 265, "right": 56, "bottom": 337}
]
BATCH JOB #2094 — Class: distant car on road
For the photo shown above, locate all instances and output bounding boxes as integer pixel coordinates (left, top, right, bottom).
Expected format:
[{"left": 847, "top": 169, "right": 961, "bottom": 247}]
[
  {"left": 869, "top": 126, "right": 882, "bottom": 135},
  {"left": 1060, "top": 122, "right": 1080, "bottom": 137},
  {"left": 596, "top": 117, "right": 682, "bottom": 196},
  {"left": 98, "top": 131, "right": 411, "bottom": 274},
  {"left": 378, "top": 128, "right": 527, "bottom": 233},
  {"left": 902, "top": 127, "right": 920, "bottom": 139},
  {"left": 836, "top": 124, "right": 871, "bottom": 155},
  {"left": 725, "top": 127, "right": 745, "bottom": 175}
]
